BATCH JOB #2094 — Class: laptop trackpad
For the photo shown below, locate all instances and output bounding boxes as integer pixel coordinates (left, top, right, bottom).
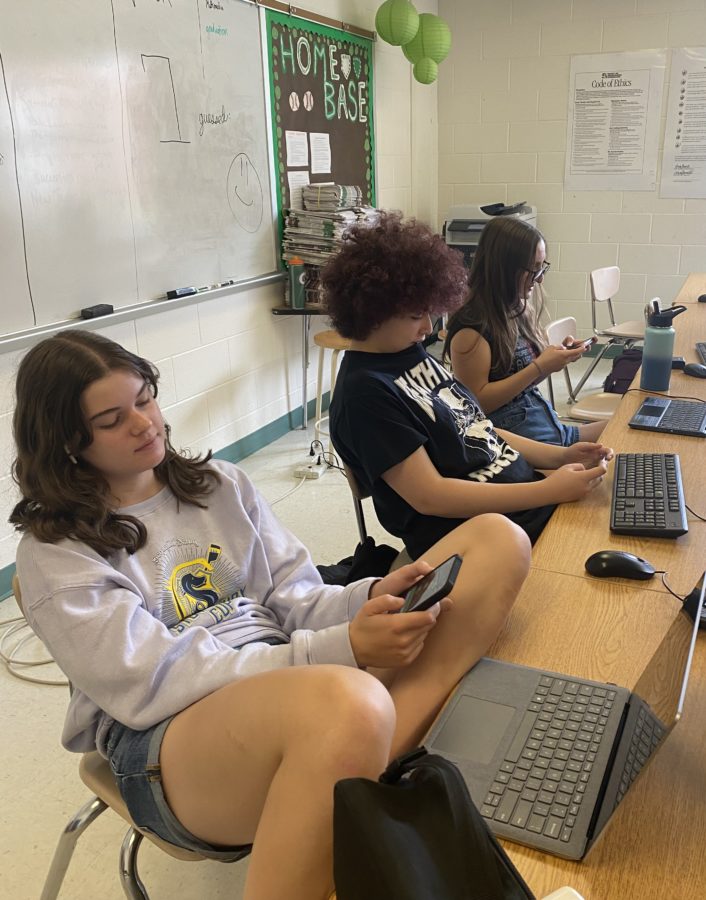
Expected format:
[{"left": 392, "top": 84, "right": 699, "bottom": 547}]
[{"left": 433, "top": 695, "right": 516, "bottom": 765}]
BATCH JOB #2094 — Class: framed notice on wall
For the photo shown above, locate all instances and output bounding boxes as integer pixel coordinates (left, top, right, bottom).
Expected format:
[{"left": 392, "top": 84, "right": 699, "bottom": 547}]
[{"left": 265, "top": 9, "right": 376, "bottom": 226}]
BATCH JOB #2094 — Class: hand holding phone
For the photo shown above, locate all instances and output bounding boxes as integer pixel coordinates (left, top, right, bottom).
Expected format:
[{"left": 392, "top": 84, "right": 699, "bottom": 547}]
[
  {"left": 400, "top": 554, "right": 462, "bottom": 613},
  {"left": 565, "top": 337, "right": 597, "bottom": 351}
]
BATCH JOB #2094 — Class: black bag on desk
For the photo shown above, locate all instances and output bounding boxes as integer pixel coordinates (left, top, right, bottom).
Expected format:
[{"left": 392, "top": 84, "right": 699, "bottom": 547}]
[
  {"left": 603, "top": 348, "right": 643, "bottom": 394},
  {"left": 333, "top": 748, "right": 535, "bottom": 900}
]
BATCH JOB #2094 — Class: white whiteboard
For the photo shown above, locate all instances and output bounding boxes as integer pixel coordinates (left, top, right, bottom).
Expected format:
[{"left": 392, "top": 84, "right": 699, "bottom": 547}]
[{"left": 0, "top": 0, "right": 276, "bottom": 334}]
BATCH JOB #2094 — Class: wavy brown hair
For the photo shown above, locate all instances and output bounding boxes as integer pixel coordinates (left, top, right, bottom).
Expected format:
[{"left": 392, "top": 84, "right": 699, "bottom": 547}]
[
  {"left": 443, "top": 216, "right": 547, "bottom": 377},
  {"left": 322, "top": 211, "right": 468, "bottom": 340},
  {"left": 10, "top": 330, "right": 219, "bottom": 557}
]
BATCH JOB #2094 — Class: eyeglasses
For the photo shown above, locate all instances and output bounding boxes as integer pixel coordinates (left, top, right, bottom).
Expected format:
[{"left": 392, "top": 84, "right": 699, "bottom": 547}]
[{"left": 526, "top": 261, "right": 550, "bottom": 283}]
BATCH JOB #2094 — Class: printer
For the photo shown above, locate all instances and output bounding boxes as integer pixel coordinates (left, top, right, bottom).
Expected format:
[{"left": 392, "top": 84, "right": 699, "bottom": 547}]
[{"left": 443, "top": 202, "right": 537, "bottom": 267}]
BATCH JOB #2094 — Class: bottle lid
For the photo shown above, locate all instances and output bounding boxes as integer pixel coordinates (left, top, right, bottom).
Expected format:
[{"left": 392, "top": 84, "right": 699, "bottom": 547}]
[{"left": 647, "top": 305, "right": 687, "bottom": 326}]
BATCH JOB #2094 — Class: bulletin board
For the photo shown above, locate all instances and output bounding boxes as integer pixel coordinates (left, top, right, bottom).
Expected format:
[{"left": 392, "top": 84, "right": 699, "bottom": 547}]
[{"left": 265, "top": 9, "right": 376, "bottom": 223}]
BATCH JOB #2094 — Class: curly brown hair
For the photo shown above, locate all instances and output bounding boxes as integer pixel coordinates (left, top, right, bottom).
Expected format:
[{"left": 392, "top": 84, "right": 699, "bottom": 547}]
[
  {"left": 10, "top": 330, "right": 219, "bottom": 558},
  {"left": 321, "top": 211, "right": 469, "bottom": 340}
]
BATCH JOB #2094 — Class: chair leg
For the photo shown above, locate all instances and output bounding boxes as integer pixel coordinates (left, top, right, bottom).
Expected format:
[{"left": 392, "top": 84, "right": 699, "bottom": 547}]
[
  {"left": 119, "top": 828, "right": 149, "bottom": 899},
  {"left": 353, "top": 496, "right": 367, "bottom": 545},
  {"left": 570, "top": 342, "right": 612, "bottom": 400},
  {"left": 40, "top": 796, "right": 108, "bottom": 900}
]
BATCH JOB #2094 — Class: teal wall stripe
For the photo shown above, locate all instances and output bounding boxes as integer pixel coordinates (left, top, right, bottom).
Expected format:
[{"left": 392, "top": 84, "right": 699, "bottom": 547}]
[{"left": 0, "top": 393, "right": 329, "bottom": 602}]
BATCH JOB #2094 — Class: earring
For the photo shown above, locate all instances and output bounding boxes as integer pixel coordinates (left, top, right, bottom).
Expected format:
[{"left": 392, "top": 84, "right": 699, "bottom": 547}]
[{"left": 64, "top": 444, "right": 78, "bottom": 465}]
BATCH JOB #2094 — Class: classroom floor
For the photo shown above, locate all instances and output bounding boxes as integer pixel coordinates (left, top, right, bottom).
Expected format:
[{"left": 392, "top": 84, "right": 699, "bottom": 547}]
[{"left": 0, "top": 353, "right": 611, "bottom": 900}]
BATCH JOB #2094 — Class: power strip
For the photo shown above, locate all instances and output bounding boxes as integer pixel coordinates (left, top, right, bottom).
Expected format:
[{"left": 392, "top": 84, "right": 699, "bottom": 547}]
[{"left": 293, "top": 461, "right": 327, "bottom": 479}]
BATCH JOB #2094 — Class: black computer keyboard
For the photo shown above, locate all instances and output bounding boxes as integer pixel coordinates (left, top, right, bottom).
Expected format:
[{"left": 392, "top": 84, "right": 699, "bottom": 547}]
[
  {"left": 696, "top": 341, "right": 706, "bottom": 365},
  {"left": 610, "top": 453, "right": 688, "bottom": 538}
]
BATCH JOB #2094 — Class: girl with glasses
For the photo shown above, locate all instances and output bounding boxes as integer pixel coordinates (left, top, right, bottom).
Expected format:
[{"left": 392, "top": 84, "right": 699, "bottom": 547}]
[{"left": 443, "top": 216, "right": 607, "bottom": 444}]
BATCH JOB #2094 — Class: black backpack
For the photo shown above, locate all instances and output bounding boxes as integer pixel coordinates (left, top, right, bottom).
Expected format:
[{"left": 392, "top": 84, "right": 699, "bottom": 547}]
[
  {"left": 603, "top": 348, "right": 643, "bottom": 394},
  {"left": 333, "top": 748, "right": 535, "bottom": 900}
]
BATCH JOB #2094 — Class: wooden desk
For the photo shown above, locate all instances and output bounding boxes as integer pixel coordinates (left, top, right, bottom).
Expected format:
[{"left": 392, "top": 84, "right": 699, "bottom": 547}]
[
  {"left": 492, "top": 571, "right": 705, "bottom": 899},
  {"left": 675, "top": 272, "right": 706, "bottom": 305},
  {"left": 532, "top": 300, "right": 706, "bottom": 594},
  {"left": 498, "top": 276, "right": 706, "bottom": 897}
]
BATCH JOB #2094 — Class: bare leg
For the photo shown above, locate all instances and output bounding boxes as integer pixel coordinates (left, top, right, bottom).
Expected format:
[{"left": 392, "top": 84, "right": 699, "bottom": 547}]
[
  {"left": 578, "top": 419, "right": 607, "bottom": 441},
  {"left": 159, "top": 665, "right": 395, "bottom": 900},
  {"left": 373, "top": 513, "right": 531, "bottom": 757}
]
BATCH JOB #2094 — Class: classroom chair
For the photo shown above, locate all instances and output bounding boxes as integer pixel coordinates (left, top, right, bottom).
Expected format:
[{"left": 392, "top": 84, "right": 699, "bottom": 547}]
[
  {"left": 545, "top": 317, "right": 621, "bottom": 422},
  {"left": 569, "top": 266, "right": 644, "bottom": 401},
  {"left": 340, "top": 463, "right": 411, "bottom": 571},
  {"left": 10, "top": 575, "right": 249, "bottom": 900},
  {"left": 313, "top": 329, "right": 350, "bottom": 450}
]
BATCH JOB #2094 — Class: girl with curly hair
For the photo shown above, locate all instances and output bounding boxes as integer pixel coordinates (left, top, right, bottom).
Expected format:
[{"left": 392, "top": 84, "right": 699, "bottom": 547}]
[
  {"left": 11, "top": 328, "right": 531, "bottom": 900},
  {"left": 324, "top": 211, "right": 612, "bottom": 561},
  {"left": 443, "top": 215, "right": 606, "bottom": 444}
]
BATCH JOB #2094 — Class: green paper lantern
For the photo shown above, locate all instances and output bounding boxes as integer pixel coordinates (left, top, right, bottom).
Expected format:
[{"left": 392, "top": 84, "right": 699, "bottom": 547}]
[
  {"left": 413, "top": 57, "right": 438, "bottom": 85},
  {"left": 402, "top": 13, "right": 451, "bottom": 65},
  {"left": 375, "top": 0, "right": 419, "bottom": 47}
]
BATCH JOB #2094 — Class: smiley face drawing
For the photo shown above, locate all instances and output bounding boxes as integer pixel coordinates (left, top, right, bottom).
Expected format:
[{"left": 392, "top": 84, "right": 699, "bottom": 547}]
[{"left": 227, "top": 152, "right": 264, "bottom": 233}]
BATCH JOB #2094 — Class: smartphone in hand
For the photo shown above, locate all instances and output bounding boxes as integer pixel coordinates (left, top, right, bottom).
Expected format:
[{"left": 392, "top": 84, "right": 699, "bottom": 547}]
[
  {"left": 566, "top": 336, "right": 597, "bottom": 350},
  {"left": 399, "top": 554, "right": 462, "bottom": 613}
]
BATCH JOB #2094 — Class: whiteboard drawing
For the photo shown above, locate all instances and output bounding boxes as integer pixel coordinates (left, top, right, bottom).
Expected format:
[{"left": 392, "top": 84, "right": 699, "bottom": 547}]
[
  {"left": 227, "top": 152, "right": 264, "bottom": 233},
  {"left": 141, "top": 55, "right": 190, "bottom": 144}
]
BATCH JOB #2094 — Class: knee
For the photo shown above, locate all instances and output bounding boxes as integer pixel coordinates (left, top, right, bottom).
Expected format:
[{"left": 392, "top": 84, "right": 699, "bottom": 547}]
[
  {"left": 456, "top": 514, "right": 531, "bottom": 579},
  {"left": 312, "top": 667, "right": 396, "bottom": 767}
]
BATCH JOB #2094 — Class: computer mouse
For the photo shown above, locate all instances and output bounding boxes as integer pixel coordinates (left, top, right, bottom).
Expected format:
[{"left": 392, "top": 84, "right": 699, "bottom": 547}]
[
  {"left": 683, "top": 362, "right": 706, "bottom": 378},
  {"left": 584, "top": 550, "right": 656, "bottom": 580},
  {"left": 698, "top": 294, "right": 706, "bottom": 303}
]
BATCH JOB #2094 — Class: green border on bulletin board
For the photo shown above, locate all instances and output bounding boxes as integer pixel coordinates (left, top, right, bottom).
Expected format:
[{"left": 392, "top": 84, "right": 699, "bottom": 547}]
[{"left": 265, "top": 8, "right": 376, "bottom": 249}]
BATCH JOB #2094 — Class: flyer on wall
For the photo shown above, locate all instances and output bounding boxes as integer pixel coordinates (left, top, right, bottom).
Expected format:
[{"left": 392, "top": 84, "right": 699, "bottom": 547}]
[
  {"left": 565, "top": 51, "right": 666, "bottom": 191},
  {"left": 660, "top": 47, "right": 706, "bottom": 199}
]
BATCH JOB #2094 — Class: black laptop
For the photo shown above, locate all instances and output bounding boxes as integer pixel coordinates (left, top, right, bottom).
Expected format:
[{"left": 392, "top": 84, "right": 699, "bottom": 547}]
[
  {"left": 425, "top": 577, "right": 704, "bottom": 860},
  {"left": 628, "top": 396, "right": 706, "bottom": 437}
]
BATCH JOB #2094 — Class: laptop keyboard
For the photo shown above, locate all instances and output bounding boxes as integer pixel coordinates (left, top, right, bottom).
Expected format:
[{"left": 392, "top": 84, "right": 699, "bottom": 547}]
[
  {"left": 610, "top": 452, "right": 688, "bottom": 538},
  {"left": 615, "top": 706, "right": 665, "bottom": 805},
  {"left": 696, "top": 342, "right": 706, "bottom": 365},
  {"left": 658, "top": 399, "right": 706, "bottom": 433},
  {"left": 480, "top": 675, "right": 617, "bottom": 844}
]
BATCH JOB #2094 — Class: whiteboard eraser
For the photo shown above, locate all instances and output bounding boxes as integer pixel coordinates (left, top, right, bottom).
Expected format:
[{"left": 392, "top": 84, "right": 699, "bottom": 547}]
[{"left": 80, "top": 304, "right": 114, "bottom": 319}]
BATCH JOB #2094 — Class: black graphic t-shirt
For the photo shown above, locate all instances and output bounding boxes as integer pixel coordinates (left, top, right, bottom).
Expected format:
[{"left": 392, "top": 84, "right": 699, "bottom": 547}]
[{"left": 330, "top": 344, "right": 555, "bottom": 558}]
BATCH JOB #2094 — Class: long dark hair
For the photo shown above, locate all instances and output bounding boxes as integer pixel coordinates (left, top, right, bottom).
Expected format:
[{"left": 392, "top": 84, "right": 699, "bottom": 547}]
[
  {"left": 11, "top": 329, "right": 219, "bottom": 557},
  {"left": 443, "top": 216, "right": 547, "bottom": 377}
]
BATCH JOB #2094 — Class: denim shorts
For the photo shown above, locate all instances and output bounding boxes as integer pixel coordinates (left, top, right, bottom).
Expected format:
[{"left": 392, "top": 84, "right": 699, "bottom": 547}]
[
  {"left": 105, "top": 717, "right": 251, "bottom": 861},
  {"left": 491, "top": 388, "right": 579, "bottom": 446}
]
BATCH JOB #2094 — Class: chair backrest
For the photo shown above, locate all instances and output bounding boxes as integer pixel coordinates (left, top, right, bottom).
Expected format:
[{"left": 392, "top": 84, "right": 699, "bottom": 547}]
[
  {"left": 590, "top": 266, "right": 620, "bottom": 303},
  {"left": 545, "top": 316, "right": 577, "bottom": 347},
  {"left": 544, "top": 316, "right": 581, "bottom": 406}
]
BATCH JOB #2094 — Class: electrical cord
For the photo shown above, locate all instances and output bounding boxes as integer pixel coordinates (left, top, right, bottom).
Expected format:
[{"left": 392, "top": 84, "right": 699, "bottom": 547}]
[
  {"left": 623, "top": 387, "right": 705, "bottom": 403},
  {"left": 686, "top": 503, "right": 706, "bottom": 522},
  {"left": 0, "top": 616, "right": 68, "bottom": 686}
]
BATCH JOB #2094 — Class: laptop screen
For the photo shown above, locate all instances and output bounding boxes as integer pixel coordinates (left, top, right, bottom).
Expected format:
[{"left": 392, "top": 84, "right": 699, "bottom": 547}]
[
  {"left": 631, "top": 573, "right": 704, "bottom": 725},
  {"left": 588, "top": 575, "right": 705, "bottom": 846}
]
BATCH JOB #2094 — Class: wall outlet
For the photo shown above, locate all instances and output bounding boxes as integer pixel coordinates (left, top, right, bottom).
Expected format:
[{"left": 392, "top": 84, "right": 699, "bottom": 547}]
[{"left": 293, "top": 461, "right": 327, "bottom": 479}]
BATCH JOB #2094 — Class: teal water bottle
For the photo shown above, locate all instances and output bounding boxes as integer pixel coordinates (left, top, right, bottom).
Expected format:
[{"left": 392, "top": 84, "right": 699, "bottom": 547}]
[{"left": 640, "top": 303, "right": 687, "bottom": 391}]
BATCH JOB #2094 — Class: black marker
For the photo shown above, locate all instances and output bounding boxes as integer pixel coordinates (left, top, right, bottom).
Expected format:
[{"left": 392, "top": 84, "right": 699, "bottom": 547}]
[{"left": 166, "top": 286, "right": 197, "bottom": 299}]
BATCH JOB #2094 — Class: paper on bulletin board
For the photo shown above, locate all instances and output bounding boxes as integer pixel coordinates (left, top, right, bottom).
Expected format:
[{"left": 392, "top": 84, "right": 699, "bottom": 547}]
[
  {"left": 660, "top": 48, "right": 706, "bottom": 199},
  {"left": 565, "top": 51, "right": 666, "bottom": 190}
]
